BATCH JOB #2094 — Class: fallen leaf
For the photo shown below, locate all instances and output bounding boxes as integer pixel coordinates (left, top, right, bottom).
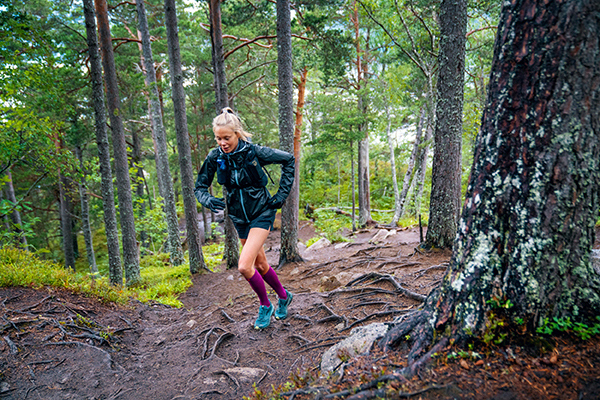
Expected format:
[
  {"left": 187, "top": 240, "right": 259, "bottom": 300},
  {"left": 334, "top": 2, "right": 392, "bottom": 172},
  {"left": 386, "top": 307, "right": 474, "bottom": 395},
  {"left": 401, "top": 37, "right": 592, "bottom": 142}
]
[{"left": 460, "top": 359, "right": 470, "bottom": 370}]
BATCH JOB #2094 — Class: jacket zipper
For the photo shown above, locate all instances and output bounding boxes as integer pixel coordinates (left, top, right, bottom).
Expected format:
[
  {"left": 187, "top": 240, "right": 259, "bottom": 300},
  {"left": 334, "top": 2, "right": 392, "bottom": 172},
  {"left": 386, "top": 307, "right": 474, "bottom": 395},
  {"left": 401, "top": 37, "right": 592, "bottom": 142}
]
[{"left": 232, "top": 158, "right": 250, "bottom": 222}]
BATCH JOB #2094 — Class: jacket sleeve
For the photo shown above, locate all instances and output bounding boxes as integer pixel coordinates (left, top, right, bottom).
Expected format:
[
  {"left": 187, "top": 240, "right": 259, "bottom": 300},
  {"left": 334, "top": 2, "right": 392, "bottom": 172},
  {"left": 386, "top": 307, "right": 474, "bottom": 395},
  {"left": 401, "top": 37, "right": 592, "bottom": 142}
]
[
  {"left": 256, "top": 145, "right": 295, "bottom": 202},
  {"left": 194, "top": 150, "right": 218, "bottom": 208}
]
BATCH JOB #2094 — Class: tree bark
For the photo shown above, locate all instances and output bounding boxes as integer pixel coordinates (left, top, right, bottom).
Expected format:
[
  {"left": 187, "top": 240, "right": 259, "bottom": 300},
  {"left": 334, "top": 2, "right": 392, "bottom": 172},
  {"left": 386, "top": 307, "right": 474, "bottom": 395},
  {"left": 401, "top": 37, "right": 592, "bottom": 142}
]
[
  {"left": 209, "top": 0, "right": 239, "bottom": 269},
  {"left": 95, "top": 0, "right": 140, "bottom": 286},
  {"left": 3, "top": 170, "right": 27, "bottom": 247},
  {"left": 136, "top": 0, "right": 184, "bottom": 266},
  {"left": 130, "top": 115, "right": 149, "bottom": 249},
  {"left": 277, "top": 0, "right": 302, "bottom": 267},
  {"left": 411, "top": 114, "right": 432, "bottom": 216},
  {"left": 164, "top": 0, "right": 207, "bottom": 273},
  {"left": 380, "top": 0, "right": 600, "bottom": 374},
  {"left": 75, "top": 146, "right": 98, "bottom": 277},
  {"left": 426, "top": 0, "right": 467, "bottom": 249},
  {"left": 57, "top": 166, "right": 75, "bottom": 271},
  {"left": 352, "top": 3, "right": 372, "bottom": 228},
  {"left": 83, "top": 0, "right": 122, "bottom": 285},
  {"left": 393, "top": 106, "right": 425, "bottom": 225}
]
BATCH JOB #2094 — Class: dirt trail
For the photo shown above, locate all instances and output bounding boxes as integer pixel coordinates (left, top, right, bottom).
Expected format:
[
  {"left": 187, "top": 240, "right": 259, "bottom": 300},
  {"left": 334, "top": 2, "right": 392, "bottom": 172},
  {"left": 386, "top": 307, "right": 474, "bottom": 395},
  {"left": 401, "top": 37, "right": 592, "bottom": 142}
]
[{"left": 1, "top": 224, "right": 449, "bottom": 399}]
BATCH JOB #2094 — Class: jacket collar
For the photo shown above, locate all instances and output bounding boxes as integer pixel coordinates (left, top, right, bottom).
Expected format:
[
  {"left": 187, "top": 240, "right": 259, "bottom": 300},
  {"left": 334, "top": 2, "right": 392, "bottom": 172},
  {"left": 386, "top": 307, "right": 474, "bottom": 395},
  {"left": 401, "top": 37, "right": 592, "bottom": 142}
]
[{"left": 218, "top": 139, "right": 249, "bottom": 157}]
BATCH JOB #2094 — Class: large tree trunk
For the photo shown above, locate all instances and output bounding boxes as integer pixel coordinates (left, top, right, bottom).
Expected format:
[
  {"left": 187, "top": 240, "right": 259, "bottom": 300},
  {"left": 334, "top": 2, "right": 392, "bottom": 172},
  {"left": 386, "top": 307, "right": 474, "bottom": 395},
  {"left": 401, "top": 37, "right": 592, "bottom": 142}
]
[
  {"left": 277, "top": 0, "right": 302, "bottom": 267},
  {"left": 75, "top": 146, "right": 98, "bottom": 277},
  {"left": 209, "top": 0, "right": 239, "bottom": 269},
  {"left": 164, "top": 0, "right": 207, "bottom": 273},
  {"left": 136, "top": 0, "right": 184, "bottom": 266},
  {"left": 95, "top": 0, "right": 140, "bottom": 286},
  {"left": 83, "top": 0, "right": 122, "bottom": 285},
  {"left": 380, "top": 0, "right": 600, "bottom": 377},
  {"left": 426, "top": 0, "right": 467, "bottom": 249}
]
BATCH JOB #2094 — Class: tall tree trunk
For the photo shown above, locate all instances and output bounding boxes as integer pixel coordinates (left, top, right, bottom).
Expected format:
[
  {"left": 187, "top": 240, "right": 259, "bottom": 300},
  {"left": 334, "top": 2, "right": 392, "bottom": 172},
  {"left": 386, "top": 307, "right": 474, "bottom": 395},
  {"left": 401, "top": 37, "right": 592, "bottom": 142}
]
[
  {"left": 209, "top": 0, "right": 239, "bottom": 269},
  {"left": 380, "top": 0, "right": 600, "bottom": 376},
  {"left": 83, "top": 0, "right": 122, "bottom": 285},
  {"left": 277, "top": 0, "right": 302, "bottom": 267},
  {"left": 95, "top": 0, "right": 140, "bottom": 286},
  {"left": 164, "top": 0, "right": 207, "bottom": 273},
  {"left": 426, "top": 0, "right": 467, "bottom": 249},
  {"left": 0, "top": 189, "right": 11, "bottom": 245},
  {"left": 131, "top": 116, "right": 149, "bottom": 249},
  {"left": 393, "top": 106, "right": 425, "bottom": 224},
  {"left": 75, "top": 146, "right": 98, "bottom": 277},
  {"left": 136, "top": 0, "right": 184, "bottom": 265},
  {"left": 350, "top": 140, "right": 356, "bottom": 232},
  {"left": 4, "top": 170, "right": 27, "bottom": 247},
  {"left": 412, "top": 115, "right": 433, "bottom": 216},
  {"left": 352, "top": 4, "right": 372, "bottom": 228},
  {"left": 386, "top": 103, "right": 401, "bottom": 226},
  {"left": 56, "top": 156, "right": 75, "bottom": 271}
]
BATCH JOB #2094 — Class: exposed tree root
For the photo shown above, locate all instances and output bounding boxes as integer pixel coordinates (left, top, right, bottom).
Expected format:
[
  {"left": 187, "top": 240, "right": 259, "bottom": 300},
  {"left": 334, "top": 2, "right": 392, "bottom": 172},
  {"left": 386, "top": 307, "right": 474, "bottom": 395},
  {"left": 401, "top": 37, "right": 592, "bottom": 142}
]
[
  {"left": 351, "top": 246, "right": 393, "bottom": 257},
  {"left": 214, "top": 369, "right": 240, "bottom": 388},
  {"left": 412, "top": 263, "right": 449, "bottom": 278},
  {"left": 376, "top": 260, "right": 421, "bottom": 270},
  {"left": 343, "top": 383, "right": 449, "bottom": 400},
  {"left": 312, "top": 304, "right": 348, "bottom": 325},
  {"left": 347, "top": 272, "right": 426, "bottom": 302},
  {"left": 220, "top": 308, "right": 236, "bottom": 323},
  {"left": 341, "top": 309, "right": 411, "bottom": 332}
]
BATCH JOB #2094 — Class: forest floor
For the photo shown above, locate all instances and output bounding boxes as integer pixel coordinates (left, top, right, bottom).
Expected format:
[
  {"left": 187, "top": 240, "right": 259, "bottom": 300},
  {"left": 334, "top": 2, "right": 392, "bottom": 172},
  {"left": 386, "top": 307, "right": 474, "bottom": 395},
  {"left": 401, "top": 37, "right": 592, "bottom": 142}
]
[{"left": 1, "top": 220, "right": 600, "bottom": 400}]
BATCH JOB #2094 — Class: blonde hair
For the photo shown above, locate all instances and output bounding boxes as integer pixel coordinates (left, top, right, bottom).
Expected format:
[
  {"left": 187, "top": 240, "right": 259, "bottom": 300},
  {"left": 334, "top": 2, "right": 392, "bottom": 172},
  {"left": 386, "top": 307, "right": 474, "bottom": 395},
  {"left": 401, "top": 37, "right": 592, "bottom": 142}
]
[{"left": 212, "top": 107, "right": 252, "bottom": 141}]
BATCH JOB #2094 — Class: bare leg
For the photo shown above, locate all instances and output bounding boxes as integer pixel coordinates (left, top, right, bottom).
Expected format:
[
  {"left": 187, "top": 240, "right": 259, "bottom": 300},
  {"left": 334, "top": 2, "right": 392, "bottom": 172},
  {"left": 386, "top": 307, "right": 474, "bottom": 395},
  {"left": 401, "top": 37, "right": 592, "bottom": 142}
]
[{"left": 238, "top": 227, "right": 270, "bottom": 279}]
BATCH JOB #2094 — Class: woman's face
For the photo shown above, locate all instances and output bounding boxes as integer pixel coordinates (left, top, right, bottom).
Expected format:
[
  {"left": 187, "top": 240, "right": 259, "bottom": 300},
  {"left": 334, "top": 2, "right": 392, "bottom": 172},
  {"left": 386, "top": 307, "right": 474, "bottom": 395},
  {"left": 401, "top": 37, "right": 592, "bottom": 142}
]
[{"left": 214, "top": 125, "right": 239, "bottom": 153}]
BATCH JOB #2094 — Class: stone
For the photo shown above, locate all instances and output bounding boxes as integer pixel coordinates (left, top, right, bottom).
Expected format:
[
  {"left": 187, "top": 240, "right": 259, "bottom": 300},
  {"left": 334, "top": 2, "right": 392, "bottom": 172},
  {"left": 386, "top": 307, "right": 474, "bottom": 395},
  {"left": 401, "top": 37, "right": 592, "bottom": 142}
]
[
  {"left": 226, "top": 274, "right": 234, "bottom": 281},
  {"left": 306, "top": 237, "right": 331, "bottom": 252},
  {"left": 222, "top": 367, "right": 265, "bottom": 383},
  {"left": 290, "top": 267, "right": 301, "bottom": 276},
  {"left": 319, "top": 275, "right": 342, "bottom": 292},
  {"left": 335, "top": 242, "right": 350, "bottom": 249},
  {"left": 321, "top": 323, "right": 389, "bottom": 373},
  {"left": 369, "top": 229, "right": 392, "bottom": 243},
  {"left": 186, "top": 320, "right": 196, "bottom": 328}
]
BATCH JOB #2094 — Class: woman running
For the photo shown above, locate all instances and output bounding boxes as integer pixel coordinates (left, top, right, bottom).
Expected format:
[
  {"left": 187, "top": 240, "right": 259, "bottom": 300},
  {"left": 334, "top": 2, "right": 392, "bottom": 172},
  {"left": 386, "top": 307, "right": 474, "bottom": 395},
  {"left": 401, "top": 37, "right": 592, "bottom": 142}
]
[{"left": 195, "top": 107, "right": 294, "bottom": 329}]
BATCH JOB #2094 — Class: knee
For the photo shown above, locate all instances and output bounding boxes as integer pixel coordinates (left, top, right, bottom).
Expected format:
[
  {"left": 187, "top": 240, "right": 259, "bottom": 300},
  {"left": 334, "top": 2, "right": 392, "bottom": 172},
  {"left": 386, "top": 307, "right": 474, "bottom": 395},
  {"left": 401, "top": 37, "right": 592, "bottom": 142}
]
[
  {"left": 254, "top": 260, "right": 270, "bottom": 275},
  {"left": 238, "top": 263, "right": 254, "bottom": 278}
]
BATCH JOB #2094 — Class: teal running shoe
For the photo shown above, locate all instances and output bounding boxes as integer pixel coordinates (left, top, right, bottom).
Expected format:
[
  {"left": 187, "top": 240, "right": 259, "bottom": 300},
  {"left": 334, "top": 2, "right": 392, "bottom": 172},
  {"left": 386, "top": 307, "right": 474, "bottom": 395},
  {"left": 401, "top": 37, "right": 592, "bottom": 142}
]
[
  {"left": 274, "top": 290, "right": 293, "bottom": 320},
  {"left": 254, "top": 303, "right": 274, "bottom": 329}
]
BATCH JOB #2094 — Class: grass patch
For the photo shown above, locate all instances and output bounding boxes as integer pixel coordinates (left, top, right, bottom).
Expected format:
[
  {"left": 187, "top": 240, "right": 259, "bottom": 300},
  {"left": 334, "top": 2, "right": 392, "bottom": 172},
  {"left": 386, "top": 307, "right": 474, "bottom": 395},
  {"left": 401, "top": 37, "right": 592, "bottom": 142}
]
[
  {"left": 0, "top": 247, "right": 131, "bottom": 305},
  {"left": 0, "top": 245, "right": 226, "bottom": 308}
]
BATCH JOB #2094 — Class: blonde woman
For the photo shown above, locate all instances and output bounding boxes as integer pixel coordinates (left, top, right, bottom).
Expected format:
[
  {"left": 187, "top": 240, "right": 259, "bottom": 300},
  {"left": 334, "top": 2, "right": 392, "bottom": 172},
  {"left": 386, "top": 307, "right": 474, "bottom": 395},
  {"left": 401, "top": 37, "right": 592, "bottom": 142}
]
[{"left": 195, "top": 108, "right": 295, "bottom": 329}]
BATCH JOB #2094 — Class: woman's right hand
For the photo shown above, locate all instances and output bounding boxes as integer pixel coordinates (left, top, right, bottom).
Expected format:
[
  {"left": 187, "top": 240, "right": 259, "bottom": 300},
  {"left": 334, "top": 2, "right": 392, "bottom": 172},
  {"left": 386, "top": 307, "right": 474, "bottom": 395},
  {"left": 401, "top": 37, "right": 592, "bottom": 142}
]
[{"left": 207, "top": 197, "right": 225, "bottom": 212}]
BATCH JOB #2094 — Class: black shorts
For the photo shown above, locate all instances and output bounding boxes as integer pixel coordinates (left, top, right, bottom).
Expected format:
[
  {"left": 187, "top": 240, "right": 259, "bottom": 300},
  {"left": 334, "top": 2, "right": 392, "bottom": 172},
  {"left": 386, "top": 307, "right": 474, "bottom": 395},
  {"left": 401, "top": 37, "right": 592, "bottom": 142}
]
[{"left": 233, "top": 208, "right": 276, "bottom": 239}]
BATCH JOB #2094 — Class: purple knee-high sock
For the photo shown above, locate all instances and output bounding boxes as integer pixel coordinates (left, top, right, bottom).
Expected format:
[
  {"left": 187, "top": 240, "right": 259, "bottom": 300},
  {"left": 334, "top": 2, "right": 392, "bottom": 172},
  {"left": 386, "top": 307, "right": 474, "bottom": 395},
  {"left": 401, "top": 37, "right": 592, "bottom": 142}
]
[
  {"left": 261, "top": 266, "right": 287, "bottom": 300},
  {"left": 247, "top": 271, "right": 271, "bottom": 307}
]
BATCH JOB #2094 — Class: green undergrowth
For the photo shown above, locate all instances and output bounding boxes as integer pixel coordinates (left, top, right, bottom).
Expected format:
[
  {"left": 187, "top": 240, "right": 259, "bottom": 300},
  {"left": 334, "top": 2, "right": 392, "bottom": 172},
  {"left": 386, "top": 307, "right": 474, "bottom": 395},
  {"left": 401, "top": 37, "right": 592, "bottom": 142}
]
[{"left": 0, "top": 244, "right": 225, "bottom": 307}]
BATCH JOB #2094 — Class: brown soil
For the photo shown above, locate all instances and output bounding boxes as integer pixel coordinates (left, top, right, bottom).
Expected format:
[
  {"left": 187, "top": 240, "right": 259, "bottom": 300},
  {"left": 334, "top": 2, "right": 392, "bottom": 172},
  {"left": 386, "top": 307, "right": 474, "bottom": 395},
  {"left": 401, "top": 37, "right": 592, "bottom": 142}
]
[{"left": 1, "top": 222, "right": 599, "bottom": 400}]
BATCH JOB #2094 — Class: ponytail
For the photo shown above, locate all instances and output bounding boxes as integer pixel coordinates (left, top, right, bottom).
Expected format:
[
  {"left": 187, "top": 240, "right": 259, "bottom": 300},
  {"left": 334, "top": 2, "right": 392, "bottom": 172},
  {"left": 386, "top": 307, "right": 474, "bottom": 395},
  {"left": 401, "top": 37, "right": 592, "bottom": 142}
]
[{"left": 212, "top": 107, "right": 252, "bottom": 141}]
